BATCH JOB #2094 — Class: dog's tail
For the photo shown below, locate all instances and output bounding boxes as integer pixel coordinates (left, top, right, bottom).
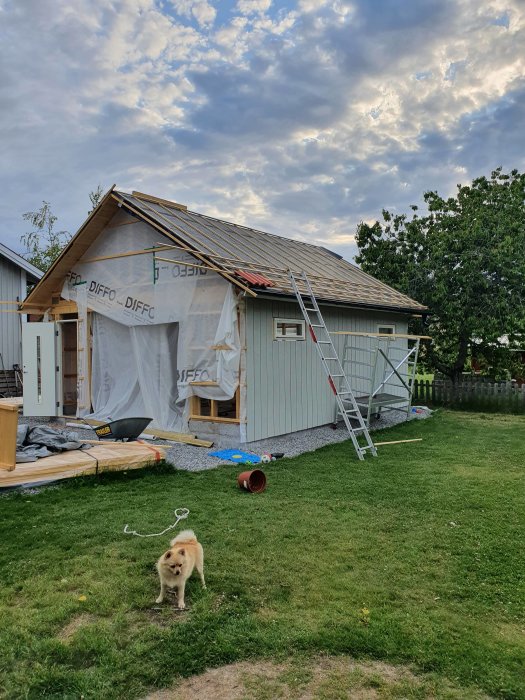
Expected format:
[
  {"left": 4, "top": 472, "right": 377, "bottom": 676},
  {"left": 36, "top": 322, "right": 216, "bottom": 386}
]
[{"left": 170, "top": 529, "right": 197, "bottom": 546}]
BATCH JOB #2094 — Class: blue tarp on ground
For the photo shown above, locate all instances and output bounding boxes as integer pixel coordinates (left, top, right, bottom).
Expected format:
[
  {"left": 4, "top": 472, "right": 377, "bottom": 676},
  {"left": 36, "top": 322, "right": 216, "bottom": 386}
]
[{"left": 208, "top": 449, "right": 261, "bottom": 464}]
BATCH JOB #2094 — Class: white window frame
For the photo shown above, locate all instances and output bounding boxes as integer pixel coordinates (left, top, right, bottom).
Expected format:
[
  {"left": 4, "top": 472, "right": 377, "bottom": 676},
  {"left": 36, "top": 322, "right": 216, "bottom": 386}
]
[
  {"left": 273, "top": 318, "right": 306, "bottom": 341},
  {"left": 377, "top": 324, "right": 396, "bottom": 335}
]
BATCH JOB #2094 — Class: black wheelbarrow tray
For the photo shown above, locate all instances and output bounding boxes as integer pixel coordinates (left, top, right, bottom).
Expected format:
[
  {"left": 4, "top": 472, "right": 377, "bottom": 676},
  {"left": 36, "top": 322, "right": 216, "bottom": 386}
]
[{"left": 94, "top": 417, "right": 153, "bottom": 441}]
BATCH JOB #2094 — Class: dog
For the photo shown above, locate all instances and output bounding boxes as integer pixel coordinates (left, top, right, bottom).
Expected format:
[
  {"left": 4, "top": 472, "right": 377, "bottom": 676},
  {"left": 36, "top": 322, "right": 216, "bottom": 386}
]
[{"left": 156, "top": 530, "right": 206, "bottom": 609}]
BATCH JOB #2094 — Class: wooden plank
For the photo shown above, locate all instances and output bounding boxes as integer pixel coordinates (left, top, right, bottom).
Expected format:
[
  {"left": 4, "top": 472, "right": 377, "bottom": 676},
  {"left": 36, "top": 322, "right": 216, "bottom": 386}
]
[
  {"left": 0, "top": 443, "right": 166, "bottom": 489},
  {"left": 140, "top": 427, "right": 214, "bottom": 446},
  {"left": 189, "top": 381, "right": 220, "bottom": 387},
  {"left": 131, "top": 191, "right": 187, "bottom": 211},
  {"left": 66, "top": 419, "right": 209, "bottom": 447},
  {"left": 374, "top": 438, "right": 422, "bottom": 446},
  {"left": 332, "top": 331, "right": 431, "bottom": 340},
  {"left": 0, "top": 397, "right": 23, "bottom": 407},
  {"left": 189, "top": 415, "right": 242, "bottom": 424},
  {"left": 0, "top": 403, "right": 18, "bottom": 470},
  {"left": 81, "top": 244, "right": 177, "bottom": 264},
  {"left": 155, "top": 256, "right": 219, "bottom": 273},
  {"left": 79, "top": 439, "right": 173, "bottom": 447}
]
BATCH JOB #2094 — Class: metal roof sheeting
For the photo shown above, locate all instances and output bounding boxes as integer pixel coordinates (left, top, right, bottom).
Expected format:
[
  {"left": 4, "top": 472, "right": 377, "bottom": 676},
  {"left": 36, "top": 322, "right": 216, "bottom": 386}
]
[{"left": 114, "top": 191, "right": 426, "bottom": 313}]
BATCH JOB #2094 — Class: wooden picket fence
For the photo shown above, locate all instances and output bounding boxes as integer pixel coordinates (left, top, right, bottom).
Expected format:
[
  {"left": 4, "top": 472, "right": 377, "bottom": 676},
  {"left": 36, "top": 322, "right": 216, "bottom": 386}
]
[{"left": 413, "top": 378, "right": 525, "bottom": 413}]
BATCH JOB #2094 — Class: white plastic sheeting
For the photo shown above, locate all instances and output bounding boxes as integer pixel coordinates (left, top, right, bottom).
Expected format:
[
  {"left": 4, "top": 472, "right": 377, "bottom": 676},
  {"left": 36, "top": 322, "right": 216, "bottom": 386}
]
[{"left": 62, "top": 211, "right": 241, "bottom": 431}]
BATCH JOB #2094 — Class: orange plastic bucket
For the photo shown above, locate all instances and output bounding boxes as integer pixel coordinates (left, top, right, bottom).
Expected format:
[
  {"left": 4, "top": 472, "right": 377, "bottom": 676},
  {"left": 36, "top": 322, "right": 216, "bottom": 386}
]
[{"left": 237, "top": 469, "right": 267, "bottom": 493}]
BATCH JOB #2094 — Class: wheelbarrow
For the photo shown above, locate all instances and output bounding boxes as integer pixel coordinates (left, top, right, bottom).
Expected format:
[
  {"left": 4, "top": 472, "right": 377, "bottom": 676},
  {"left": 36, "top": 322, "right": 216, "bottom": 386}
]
[{"left": 93, "top": 417, "right": 153, "bottom": 442}]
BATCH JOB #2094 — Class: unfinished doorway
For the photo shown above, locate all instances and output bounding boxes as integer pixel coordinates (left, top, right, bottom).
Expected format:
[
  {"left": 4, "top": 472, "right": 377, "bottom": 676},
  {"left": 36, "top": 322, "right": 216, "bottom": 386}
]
[{"left": 59, "top": 320, "right": 78, "bottom": 416}]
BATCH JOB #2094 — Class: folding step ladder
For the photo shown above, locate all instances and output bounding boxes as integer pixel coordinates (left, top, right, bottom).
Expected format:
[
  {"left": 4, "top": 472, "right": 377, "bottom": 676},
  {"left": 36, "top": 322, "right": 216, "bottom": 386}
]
[{"left": 288, "top": 271, "right": 377, "bottom": 461}]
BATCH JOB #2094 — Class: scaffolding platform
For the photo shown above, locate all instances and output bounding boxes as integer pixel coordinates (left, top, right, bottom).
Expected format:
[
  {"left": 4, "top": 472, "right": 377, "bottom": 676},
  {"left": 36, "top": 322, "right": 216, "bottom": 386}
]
[{"left": 354, "top": 392, "right": 408, "bottom": 413}]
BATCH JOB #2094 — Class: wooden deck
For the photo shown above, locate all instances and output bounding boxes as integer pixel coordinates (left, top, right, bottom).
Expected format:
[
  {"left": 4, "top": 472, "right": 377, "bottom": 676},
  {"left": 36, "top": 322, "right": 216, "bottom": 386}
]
[{"left": 0, "top": 442, "right": 166, "bottom": 489}]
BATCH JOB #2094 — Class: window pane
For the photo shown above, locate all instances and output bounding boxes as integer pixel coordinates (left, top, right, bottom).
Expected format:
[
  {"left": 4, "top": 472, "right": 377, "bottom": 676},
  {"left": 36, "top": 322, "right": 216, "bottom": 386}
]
[
  {"left": 198, "top": 398, "right": 211, "bottom": 416},
  {"left": 216, "top": 396, "right": 237, "bottom": 418}
]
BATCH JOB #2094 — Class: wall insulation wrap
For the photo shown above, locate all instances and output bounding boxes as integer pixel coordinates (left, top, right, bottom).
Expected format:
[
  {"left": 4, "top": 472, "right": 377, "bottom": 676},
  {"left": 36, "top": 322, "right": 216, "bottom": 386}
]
[{"left": 61, "top": 212, "right": 240, "bottom": 431}]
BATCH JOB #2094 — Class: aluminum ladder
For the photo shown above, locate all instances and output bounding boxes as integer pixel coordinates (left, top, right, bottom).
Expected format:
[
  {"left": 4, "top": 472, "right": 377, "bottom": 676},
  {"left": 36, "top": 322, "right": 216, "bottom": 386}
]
[{"left": 288, "top": 270, "right": 377, "bottom": 461}]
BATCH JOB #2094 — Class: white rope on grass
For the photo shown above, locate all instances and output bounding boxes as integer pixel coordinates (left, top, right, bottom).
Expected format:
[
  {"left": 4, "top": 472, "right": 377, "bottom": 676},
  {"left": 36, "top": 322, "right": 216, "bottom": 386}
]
[{"left": 123, "top": 507, "right": 189, "bottom": 538}]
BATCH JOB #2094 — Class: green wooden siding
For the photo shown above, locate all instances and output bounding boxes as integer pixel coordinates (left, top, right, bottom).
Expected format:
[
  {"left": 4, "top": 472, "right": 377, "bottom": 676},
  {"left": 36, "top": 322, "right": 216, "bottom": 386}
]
[
  {"left": 245, "top": 298, "right": 409, "bottom": 441},
  {"left": 0, "top": 257, "right": 24, "bottom": 369}
]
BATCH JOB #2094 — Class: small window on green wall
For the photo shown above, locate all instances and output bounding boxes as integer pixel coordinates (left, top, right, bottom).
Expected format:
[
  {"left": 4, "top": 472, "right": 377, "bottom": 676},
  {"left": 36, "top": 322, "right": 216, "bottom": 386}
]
[
  {"left": 273, "top": 318, "right": 305, "bottom": 340},
  {"left": 377, "top": 325, "right": 395, "bottom": 335}
]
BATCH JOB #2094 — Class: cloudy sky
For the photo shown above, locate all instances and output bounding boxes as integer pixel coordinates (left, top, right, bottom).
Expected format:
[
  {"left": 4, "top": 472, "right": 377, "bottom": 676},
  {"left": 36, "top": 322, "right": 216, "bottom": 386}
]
[{"left": 1, "top": 0, "right": 524, "bottom": 262}]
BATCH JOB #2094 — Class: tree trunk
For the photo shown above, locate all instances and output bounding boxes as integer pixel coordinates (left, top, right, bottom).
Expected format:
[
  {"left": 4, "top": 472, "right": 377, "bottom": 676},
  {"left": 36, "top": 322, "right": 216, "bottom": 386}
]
[{"left": 429, "top": 333, "right": 469, "bottom": 383}]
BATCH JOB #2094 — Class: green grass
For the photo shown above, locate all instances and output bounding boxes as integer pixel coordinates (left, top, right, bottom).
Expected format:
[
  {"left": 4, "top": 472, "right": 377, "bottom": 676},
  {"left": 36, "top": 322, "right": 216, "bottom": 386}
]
[{"left": 0, "top": 411, "right": 524, "bottom": 699}]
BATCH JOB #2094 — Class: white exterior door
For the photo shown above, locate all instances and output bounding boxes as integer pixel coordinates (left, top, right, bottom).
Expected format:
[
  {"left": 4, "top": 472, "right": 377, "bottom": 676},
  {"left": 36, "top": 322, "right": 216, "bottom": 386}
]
[{"left": 22, "top": 322, "right": 59, "bottom": 417}]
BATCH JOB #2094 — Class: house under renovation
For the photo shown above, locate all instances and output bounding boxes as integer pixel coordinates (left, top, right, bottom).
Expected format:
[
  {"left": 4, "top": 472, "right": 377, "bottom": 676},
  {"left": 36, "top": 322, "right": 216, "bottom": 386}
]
[{"left": 22, "top": 188, "right": 427, "bottom": 444}]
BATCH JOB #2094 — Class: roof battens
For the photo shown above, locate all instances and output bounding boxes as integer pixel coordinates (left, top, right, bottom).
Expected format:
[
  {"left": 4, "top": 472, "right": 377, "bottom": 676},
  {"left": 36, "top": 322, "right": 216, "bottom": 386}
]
[
  {"left": 113, "top": 193, "right": 257, "bottom": 298},
  {"left": 154, "top": 256, "right": 225, "bottom": 273},
  {"left": 131, "top": 191, "right": 187, "bottom": 211},
  {"left": 151, "top": 241, "right": 394, "bottom": 293},
  {"left": 79, "top": 239, "right": 407, "bottom": 301}
]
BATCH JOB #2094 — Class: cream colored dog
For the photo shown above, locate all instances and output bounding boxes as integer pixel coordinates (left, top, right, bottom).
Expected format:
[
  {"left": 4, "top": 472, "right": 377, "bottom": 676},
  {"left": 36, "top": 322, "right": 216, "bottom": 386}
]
[{"left": 156, "top": 530, "right": 206, "bottom": 609}]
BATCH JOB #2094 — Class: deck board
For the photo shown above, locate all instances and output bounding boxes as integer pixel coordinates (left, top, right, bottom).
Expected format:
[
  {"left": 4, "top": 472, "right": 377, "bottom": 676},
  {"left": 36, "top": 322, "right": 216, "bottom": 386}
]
[{"left": 0, "top": 442, "right": 166, "bottom": 488}]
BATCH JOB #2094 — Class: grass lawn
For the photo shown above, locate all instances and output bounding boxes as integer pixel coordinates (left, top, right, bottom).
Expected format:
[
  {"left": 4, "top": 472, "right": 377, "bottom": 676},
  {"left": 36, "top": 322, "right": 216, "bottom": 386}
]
[{"left": 0, "top": 411, "right": 524, "bottom": 699}]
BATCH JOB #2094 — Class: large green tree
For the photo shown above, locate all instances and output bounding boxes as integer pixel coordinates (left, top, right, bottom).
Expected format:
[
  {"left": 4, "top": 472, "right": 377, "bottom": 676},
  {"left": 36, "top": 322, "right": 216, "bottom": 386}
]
[{"left": 355, "top": 168, "right": 525, "bottom": 381}]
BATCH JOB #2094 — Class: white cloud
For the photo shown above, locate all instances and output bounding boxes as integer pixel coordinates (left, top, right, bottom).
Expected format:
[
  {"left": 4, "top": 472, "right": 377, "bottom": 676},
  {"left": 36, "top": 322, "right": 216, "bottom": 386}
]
[
  {"left": 170, "top": 0, "right": 216, "bottom": 28},
  {"left": 1, "top": 0, "right": 524, "bottom": 266},
  {"left": 236, "top": 0, "right": 272, "bottom": 15}
]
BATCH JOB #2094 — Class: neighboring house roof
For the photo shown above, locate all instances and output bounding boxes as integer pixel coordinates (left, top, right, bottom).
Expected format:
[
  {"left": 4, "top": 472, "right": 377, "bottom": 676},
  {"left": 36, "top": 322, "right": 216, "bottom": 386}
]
[
  {"left": 0, "top": 242, "right": 43, "bottom": 282},
  {"left": 24, "top": 187, "right": 427, "bottom": 314}
]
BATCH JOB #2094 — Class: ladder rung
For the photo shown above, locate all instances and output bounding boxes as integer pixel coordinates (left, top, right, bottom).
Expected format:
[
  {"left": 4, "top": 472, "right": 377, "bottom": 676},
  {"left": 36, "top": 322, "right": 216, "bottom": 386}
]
[
  {"left": 304, "top": 307, "right": 317, "bottom": 312},
  {"left": 331, "top": 374, "right": 344, "bottom": 377},
  {"left": 318, "top": 340, "right": 332, "bottom": 344}
]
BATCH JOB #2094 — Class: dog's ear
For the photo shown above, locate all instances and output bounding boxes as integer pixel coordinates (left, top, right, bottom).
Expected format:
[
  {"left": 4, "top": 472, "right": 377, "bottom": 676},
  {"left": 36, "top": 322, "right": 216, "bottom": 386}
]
[
  {"left": 178, "top": 548, "right": 185, "bottom": 556},
  {"left": 165, "top": 551, "right": 172, "bottom": 559}
]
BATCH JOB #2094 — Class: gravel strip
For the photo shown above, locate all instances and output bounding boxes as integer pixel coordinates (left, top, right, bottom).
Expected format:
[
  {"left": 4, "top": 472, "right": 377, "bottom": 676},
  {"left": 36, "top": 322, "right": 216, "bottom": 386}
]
[{"left": 18, "top": 407, "right": 432, "bottom": 474}]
